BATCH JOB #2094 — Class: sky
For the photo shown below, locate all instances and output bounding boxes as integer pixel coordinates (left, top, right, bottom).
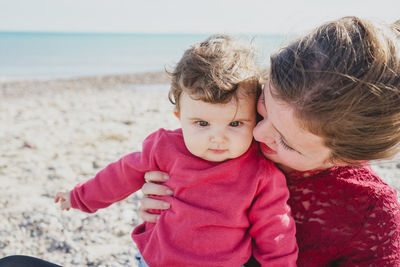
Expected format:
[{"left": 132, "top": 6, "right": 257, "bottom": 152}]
[{"left": 0, "top": 0, "right": 399, "bottom": 34}]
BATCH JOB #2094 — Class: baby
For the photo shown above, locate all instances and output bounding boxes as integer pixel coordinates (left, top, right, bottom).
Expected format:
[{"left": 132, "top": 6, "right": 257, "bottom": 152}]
[{"left": 55, "top": 35, "right": 297, "bottom": 267}]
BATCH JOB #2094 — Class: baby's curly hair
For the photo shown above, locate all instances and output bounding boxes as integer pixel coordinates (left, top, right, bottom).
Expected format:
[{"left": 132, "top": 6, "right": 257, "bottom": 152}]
[{"left": 168, "top": 35, "right": 265, "bottom": 111}]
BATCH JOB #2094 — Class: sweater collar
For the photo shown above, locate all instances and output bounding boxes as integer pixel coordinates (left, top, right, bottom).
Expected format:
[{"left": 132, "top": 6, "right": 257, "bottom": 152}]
[{"left": 285, "top": 166, "right": 341, "bottom": 180}]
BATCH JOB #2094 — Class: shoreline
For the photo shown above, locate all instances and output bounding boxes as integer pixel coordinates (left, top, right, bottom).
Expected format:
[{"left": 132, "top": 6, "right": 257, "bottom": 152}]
[{"left": 0, "top": 72, "right": 170, "bottom": 97}]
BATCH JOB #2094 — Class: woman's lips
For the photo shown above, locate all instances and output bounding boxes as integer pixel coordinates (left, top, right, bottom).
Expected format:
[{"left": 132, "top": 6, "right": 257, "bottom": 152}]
[{"left": 259, "top": 143, "right": 277, "bottom": 154}]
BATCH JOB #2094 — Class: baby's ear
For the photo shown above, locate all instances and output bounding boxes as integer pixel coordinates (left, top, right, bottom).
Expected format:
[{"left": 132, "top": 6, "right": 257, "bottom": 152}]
[{"left": 173, "top": 109, "right": 180, "bottom": 119}]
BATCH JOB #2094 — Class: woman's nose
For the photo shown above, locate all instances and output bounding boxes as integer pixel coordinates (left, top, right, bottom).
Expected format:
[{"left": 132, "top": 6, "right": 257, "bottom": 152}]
[{"left": 253, "top": 119, "right": 274, "bottom": 143}]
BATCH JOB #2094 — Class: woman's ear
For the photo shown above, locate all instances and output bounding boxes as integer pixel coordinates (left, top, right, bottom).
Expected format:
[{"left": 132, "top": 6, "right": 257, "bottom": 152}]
[
  {"left": 322, "top": 155, "right": 343, "bottom": 168},
  {"left": 328, "top": 157, "right": 351, "bottom": 167},
  {"left": 332, "top": 160, "right": 350, "bottom": 167}
]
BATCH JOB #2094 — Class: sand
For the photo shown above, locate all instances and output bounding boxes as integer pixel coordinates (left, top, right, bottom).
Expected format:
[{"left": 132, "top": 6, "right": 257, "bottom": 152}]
[{"left": 1, "top": 73, "right": 399, "bottom": 266}]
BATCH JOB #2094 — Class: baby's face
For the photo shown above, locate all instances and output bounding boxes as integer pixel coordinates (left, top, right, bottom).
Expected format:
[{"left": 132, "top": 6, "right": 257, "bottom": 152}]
[{"left": 176, "top": 88, "right": 257, "bottom": 162}]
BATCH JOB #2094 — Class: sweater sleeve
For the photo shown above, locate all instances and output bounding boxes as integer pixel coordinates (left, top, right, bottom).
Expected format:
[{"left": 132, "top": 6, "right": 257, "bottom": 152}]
[
  {"left": 70, "top": 130, "right": 162, "bottom": 213},
  {"left": 248, "top": 162, "right": 298, "bottom": 267}
]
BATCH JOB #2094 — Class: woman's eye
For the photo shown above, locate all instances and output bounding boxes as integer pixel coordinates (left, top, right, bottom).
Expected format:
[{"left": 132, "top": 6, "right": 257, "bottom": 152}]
[
  {"left": 229, "top": 121, "right": 241, "bottom": 127},
  {"left": 279, "top": 136, "right": 294, "bottom": 151},
  {"left": 196, "top": 121, "right": 209, "bottom": 127}
]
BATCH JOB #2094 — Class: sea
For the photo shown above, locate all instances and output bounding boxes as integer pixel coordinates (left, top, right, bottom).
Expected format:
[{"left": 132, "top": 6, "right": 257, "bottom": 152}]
[{"left": 0, "top": 32, "right": 290, "bottom": 81}]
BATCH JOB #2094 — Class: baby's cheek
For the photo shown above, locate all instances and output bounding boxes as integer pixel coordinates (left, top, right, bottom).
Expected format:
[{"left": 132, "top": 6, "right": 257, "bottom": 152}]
[
  {"left": 186, "top": 138, "right": 206, "bottom": 158},
  {"left": 235, "top": 131, "right": 254, "bottom": 153}
]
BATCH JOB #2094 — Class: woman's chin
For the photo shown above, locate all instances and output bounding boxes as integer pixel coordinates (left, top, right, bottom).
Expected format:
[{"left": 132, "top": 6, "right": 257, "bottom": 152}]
[{"left": 275, "top": 164, "right": 295, "bottom": 174}]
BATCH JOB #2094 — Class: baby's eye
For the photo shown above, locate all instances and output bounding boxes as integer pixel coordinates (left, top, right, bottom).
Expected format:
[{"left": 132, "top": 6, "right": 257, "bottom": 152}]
[
  {"left": 229, "top": 121, "right": 241, "bottom": 127},
  {"left": 196, "top": 121, "right": 209, "bottom": 127}
]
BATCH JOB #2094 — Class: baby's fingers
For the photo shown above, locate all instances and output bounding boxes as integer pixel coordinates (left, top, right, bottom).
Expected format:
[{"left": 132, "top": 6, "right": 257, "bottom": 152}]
[
  {"left": 54, "top": 191, "right": 71, "bottom": 211},
  {"left": 54, "top": 192, "right": 65, "bottom": 203},
  {"left": 60, "top": 201, "right": 71, "bottom": 211}
]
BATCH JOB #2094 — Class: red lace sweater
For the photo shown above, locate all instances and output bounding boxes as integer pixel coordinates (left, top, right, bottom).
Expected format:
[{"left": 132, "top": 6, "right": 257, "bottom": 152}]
[
  {"left": 287, "top": 166, "right": 400, "bottom": 266},
  {"left": 247, "top": 165, "right": 400, "bottom": 266}
]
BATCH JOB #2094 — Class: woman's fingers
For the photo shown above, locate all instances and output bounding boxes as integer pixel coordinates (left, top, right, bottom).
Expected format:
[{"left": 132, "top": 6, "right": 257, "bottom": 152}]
[
  {"left": 138, "top": 208, "right": 160, "bottom": 223},
  {"left": 139, "top": 196, "right": 170, "bottom": 210},
  {"left": 141, "top": 182, "right": 173, "bottom": 196},
  {"left": 144, "top": 171, "right": 169, "bottom": 183},
  {"left": 138, "top": 197, "right": 170, "bottom": 222},
  {"left": 137, "top": 196, "right": 171, "bottom": 222},
  {"left": 139, "top": 171, "right": 173, "bottom": 223}
]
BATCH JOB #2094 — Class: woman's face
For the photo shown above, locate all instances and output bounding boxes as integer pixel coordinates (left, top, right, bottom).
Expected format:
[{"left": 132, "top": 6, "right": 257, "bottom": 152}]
[{"left": 253, "top": 82, "right": 334, "bottom": 173}]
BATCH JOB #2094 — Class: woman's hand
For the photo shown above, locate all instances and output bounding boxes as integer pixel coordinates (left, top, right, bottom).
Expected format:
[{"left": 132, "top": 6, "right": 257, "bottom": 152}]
[{"left": 138, "top": 171, "right": 174, "bottom": 222}]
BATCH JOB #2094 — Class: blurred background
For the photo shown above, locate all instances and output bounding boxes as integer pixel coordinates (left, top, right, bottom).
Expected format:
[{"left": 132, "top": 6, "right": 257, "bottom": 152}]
[
  {"left": 0, "top": 0, "right": 399, "bottom": 80},
  {"left": 1, "top": 1, "right": 399, "bottom": 266}
]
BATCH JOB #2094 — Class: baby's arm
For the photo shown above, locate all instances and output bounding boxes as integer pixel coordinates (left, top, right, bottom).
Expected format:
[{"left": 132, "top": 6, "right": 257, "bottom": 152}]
[
  {"left": 52, "top": 155, "right": 146, "bottom": 214},
  {"left": 54, "top": 130, "right": 164, "bottom": 214},
  {"left": 54, "top": 191, "right": 71, "bottom": 211},
  {"left": 67, "top": 153, "right": 149, "bottom": 213},
  {"left": 249, "top": 164, "right": 298, "bottom": 266}
]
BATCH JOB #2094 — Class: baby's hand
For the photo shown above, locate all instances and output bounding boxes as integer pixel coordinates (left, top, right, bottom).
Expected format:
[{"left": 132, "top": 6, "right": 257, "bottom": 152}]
[{"left": 54, "top": 191, "right": 72, "bottom": 211}]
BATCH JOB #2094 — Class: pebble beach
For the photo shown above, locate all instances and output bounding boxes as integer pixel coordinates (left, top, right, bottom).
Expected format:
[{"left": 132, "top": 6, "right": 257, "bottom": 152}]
[{"left": 1, "top": 72, "right": 399, "bottom": 266}]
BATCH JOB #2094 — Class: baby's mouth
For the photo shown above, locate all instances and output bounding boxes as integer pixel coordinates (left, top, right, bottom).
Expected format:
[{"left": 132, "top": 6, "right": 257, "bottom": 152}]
[{"left": 209, "top": 149, "right": 227, "bottom": 154}]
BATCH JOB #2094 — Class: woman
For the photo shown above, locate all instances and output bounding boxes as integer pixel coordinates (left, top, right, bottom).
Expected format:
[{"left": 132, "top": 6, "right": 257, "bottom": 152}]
[{"left": 138, "top": 16, "right": 400, "bottom": 266}]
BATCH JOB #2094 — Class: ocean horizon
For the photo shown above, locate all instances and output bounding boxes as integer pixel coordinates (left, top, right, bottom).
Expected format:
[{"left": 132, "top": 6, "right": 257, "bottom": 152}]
[{"left": 0, "top": 31, "right": 290, "bottom": 81}]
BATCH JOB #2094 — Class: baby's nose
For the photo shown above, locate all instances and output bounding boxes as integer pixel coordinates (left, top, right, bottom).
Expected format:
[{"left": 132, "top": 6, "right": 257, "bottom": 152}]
[{"left": 210, "top": 131, "right": 227, "bottom": 143}]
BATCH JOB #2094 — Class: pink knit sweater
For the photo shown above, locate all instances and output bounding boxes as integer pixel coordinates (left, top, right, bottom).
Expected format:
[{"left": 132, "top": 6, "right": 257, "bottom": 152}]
[{"left": 70, "top": 128, "right": 298, "bottom": 267}]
